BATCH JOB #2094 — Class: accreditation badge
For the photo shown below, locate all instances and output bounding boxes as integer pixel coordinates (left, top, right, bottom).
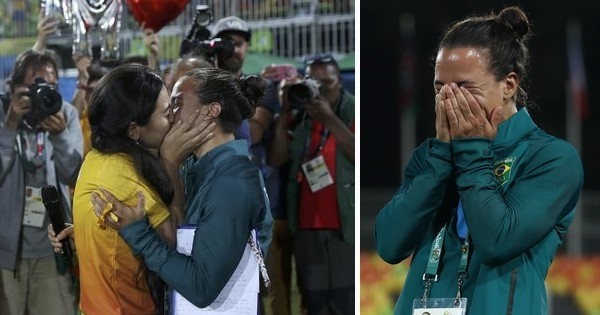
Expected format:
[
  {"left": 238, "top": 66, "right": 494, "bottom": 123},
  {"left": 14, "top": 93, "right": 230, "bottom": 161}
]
[
  {"left": 23, "top": 186, "right": 47, "bottom": 228},
  {"left": 301, "top": 155, "right": 334, "bottom": 192},
  {"left": 412, "top": 298, "right": 467, "bottom": 315}
]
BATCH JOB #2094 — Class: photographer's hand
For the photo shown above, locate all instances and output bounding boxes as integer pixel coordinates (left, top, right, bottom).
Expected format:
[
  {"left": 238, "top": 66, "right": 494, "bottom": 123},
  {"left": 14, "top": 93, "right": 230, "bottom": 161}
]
[
  {"left": 33, "top": 11, "right": 59, "bottom": 51},
  {"left": 306, "top": 96, "right": 335, "bottom": 124},
  {"left": 307, "top": 95, "right": 355, "bottom": 162},
  {"left": 73, "top": 54, "right": 91, "bottom": 84},
  {"left": 39, "top": 111, "right": 67, "bottom": 135},
  {"left": 278, "top": 78, "right": 302, "bottom": 116},
  {"left": 71, "top": 54, "right": 92, "bottom": 117},
  {"left": 142, "top": 22, "right": 160, "bottom": 69},
  {"left": 261, "top": 64, "right": 298, "bottom": 82},
  {"left": 4, "top": 87, "right": 32, "bottom": 130}
]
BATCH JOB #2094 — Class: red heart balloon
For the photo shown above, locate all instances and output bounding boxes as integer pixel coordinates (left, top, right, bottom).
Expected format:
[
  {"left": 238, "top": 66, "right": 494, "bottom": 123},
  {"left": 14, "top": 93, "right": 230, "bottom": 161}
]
[{"left": 126, "top": 0, "right": 190, "bottom": 32}]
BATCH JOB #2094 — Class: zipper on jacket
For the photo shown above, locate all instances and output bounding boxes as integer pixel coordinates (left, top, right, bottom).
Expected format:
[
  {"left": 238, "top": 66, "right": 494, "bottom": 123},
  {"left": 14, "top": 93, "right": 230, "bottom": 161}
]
[{"left": 506, "top": 268, "right": 517, "bottom": 315}]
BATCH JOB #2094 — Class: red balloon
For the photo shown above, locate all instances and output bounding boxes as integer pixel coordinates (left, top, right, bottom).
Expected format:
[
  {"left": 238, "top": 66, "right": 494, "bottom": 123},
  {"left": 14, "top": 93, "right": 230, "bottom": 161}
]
[{"left": 126, "top": 0, "right": 190, "bottom": 32}]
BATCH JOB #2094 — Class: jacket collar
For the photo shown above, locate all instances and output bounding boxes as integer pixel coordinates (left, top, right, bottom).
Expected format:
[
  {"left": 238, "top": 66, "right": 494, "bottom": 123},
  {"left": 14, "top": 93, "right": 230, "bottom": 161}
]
[
  {"left": 493, "top": 107, "right": 538, "bottom": 146},
  {"left": 185, "top": 139, "right": 249, "bottom": 178}
]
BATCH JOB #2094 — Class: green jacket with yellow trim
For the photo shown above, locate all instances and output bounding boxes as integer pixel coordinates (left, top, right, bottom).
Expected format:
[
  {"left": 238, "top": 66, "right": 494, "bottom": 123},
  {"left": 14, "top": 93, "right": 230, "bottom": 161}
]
[
  {"left": 286, "top": 90, "right": 355, "bottom": 244},
  {"left": 375, "top": 108, "right": 583, "bottom": 314}
]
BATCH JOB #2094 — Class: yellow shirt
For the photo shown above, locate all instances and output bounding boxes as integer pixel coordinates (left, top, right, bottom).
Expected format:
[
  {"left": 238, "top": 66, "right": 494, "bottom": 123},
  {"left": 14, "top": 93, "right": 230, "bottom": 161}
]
[
  {"left": 73, "top": 150, "right": 170, "bottom": 315},
  {"left": 79, "top": 107, "right": 91, "bottom": 157}
]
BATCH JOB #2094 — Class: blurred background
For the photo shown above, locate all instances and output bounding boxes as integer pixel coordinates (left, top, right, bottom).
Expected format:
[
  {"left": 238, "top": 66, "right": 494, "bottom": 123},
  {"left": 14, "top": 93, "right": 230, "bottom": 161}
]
[
  {"left": 0, "top": 0, "right": 356, "bottom": 94},
  {"left": 361, "top": 1, "right": 600, "bottom": 314}
]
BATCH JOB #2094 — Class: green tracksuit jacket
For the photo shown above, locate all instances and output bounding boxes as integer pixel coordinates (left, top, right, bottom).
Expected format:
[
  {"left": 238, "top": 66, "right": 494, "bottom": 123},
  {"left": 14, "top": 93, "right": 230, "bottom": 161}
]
[
  {"left": 119, "top": 140, "right": 273, "bottom": 308},
  {"left": 375, "top": 108, "right": 583, "bottom": 315}
]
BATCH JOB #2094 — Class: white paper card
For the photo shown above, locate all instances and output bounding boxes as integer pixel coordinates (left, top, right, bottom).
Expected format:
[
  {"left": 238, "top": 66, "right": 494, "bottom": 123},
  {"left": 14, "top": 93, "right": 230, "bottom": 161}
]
[
  {"left": 301, "top": 155, "right": 334, "bottom": 192},
  {"left": 172, "top": 226, "right": 259, "bottom": 315},
  {"left": 412, "top": 298, "right": 467, "bottom": 315},
  {"left": 23, "top": 186, "right": 46, "bottom": 228}
]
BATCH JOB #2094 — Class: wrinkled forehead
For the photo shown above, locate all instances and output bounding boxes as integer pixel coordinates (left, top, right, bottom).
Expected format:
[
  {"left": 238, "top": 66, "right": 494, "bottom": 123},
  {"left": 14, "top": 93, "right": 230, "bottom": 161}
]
[{"left": 434, "top": 47, "right": 490, "bottom": 84}]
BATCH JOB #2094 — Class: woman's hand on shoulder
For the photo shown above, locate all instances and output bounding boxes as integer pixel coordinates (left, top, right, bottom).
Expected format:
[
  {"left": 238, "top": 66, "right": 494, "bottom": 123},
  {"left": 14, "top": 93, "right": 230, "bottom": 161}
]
[{"left": 92, "top": 188, "right": 147, "bottom": 230}]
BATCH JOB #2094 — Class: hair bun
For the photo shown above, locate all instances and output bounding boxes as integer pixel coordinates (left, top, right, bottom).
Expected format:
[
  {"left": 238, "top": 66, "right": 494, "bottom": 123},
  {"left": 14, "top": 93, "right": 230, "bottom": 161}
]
[
  {"left": 238, "top": 75, "right": 267, "bottom": 118},
  {"left": 498, "top": 6, "right": 531, "bottom": 40}
]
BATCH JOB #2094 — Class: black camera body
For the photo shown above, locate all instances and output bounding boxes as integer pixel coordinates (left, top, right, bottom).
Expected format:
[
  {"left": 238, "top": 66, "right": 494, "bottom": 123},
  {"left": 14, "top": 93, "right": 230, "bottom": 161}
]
[
  {"left": 288, "top": 76, "right": 324, "bottom": 110},
  {"left": 180, "top": 5, "right": 235, "bottom": 64},
  {"left": 22, "top": 78, "right": 63, "bottom": 128},
  {"left": 191, "top": 38, "right": 235, "bottom": 62}
]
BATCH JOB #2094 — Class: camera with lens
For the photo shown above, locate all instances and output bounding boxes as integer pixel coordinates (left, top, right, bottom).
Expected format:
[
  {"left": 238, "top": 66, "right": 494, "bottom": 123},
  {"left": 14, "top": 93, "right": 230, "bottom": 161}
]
[
  {"left": 21, "top": 78, "right": 63, "bottom": 128},
  {"left": 287, "top": 76, "right": 324, "bottom": 110},
  {"left": 180, "top": 5, "right": 235, "bottom": 64},
  {"left": 192, "top": 38, "right": 235, "bottom": 63}
]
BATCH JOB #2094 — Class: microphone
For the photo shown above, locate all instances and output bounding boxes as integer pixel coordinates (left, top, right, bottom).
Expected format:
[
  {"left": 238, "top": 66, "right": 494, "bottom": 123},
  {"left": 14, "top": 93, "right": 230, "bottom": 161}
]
[{"left": 41, "top": 185, "right": 73, "bottom": 258}]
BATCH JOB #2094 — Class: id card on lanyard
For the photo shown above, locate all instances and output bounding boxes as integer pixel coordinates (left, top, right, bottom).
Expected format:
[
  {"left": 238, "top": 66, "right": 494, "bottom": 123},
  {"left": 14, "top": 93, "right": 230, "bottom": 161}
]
[
  {"left": 412, "top": 224, "right": 470, "bottom": 315},
  {"left": 17, "top": 131, "right": 48, "bottom": 228},
  {"left": 23, "top": 186, "right": 46, "bottom": 228},
  {"left": 300, "top": 127, "right": 333, "bottom": 192}
]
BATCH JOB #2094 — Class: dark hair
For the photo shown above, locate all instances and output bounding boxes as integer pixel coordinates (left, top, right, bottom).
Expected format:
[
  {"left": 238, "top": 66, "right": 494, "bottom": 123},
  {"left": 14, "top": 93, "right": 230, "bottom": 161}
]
[
  {"left": 88, "top": 63, "right": 173, "bottom": 205},
  {"left": 186, "top": 67, "right": 266, "bottom": 133},
  {"left": 7, "top": 49, "right": 60, "bottom": 91},
  {"left": 438, "top": 6, "right": 532, "bottom": 106},
  {"left": 88, "top": 63, "right": 171, "bottom": 314},
  {"left": 87, "top": 63, "right": 109, "bottom": 83},
  {"left": 121, "top": 55, "right": 149, "bottom": 66}
]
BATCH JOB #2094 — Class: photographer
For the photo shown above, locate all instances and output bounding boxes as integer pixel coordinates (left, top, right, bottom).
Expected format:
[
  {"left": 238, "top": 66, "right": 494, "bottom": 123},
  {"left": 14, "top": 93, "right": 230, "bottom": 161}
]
[
  {"left": 0, "top": 48, "right": 83, "bottom": 315},
  {"left": 270, "top": 54, "right": 355, "bottom": 315}
]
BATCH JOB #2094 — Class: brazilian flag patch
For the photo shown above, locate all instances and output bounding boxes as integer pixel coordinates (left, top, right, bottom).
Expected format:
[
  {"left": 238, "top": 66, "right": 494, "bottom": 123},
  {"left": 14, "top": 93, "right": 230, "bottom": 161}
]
[{"left": 494, "top": 157, "right": 516, "bottom": 186}]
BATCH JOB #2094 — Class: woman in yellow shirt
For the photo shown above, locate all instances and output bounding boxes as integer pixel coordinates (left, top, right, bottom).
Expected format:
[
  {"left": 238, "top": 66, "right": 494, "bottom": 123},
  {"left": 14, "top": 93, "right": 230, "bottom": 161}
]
[{"left": 72, "top": 63, "right": 213, "bottom": 314}]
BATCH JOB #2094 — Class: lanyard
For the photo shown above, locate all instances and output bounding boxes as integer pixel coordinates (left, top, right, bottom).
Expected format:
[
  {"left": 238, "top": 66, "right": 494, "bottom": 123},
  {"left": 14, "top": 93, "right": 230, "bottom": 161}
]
[
  {"left": 303, "top": 127, "right": 330, "bottom": 161},
  {"left": 17, "top": 130, "right": 46, "bottom": 174},
  {"left": 422, "top": 223, "right": 470, "bottom": 306}
]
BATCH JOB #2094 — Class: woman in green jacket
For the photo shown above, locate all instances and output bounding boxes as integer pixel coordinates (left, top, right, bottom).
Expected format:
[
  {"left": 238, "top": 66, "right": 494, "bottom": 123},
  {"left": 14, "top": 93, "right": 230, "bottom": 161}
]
[{"left": 375, "top": 6, "right": 583, "bottom": 315}]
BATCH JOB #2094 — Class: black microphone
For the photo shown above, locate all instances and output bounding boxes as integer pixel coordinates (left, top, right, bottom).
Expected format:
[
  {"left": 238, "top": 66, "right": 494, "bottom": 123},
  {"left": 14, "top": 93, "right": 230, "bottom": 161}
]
[{"left": 41, "top": 185, "right": 73, "bottom": 258}]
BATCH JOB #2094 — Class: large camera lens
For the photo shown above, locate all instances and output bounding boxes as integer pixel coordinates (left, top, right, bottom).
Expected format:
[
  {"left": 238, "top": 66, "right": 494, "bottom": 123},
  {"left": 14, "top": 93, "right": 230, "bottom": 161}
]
[
  {"left": 37, "top": 86, "right": 63, "bottom": 115},
  {"left": 288, "top": 84, "right": 313, "bottom": 110},
  {"left": 288, "top": 77, "right": 321, "bottom": 110},
  {"left": 212, "top": 38, "right": 235, "bottom": 59}
]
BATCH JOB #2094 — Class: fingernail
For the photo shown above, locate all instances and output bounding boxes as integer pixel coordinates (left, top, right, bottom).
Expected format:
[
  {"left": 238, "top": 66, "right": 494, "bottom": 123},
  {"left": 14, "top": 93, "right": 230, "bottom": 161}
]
[{"left": 451, "top": 83, "right": 457, "bottom": 89}]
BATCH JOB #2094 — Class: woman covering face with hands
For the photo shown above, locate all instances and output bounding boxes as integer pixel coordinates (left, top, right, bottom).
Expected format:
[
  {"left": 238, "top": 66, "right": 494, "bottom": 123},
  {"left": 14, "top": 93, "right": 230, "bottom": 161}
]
[
  {"left": 434, "top": 44, "right": 517, "bottom": 141},
  {"left": 376, "top": 6, "right": 583, "bottom": 315}
]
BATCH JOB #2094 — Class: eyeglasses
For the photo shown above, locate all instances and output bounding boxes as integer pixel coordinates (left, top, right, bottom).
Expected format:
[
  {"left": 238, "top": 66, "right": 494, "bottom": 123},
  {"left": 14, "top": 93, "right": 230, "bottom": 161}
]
[{"left": 304, "top": 53, "right": 335, "bottom": 67}]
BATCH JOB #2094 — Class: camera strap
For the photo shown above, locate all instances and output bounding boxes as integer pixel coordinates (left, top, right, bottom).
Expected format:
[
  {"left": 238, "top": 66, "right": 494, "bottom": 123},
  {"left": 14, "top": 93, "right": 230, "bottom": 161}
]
[{"left": 17, "top": 130, "right": 46, "bottom": 174}]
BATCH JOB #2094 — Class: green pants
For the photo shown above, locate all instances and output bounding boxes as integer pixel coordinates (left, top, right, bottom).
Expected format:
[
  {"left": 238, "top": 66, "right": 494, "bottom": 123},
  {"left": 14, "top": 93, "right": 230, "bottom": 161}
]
[{"left": 1, "top": 255, "right": 77, "bottom": 315}]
